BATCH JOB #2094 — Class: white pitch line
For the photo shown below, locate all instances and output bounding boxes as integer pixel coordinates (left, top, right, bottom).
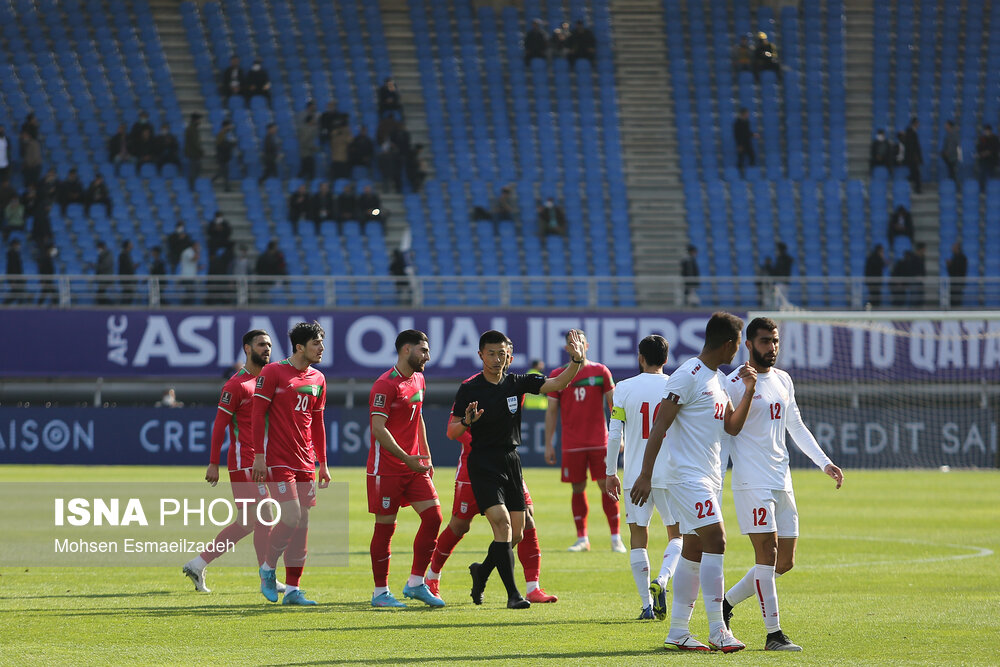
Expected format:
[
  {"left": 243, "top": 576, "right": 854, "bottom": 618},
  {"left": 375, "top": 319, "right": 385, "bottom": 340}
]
[{"left": 795, "top": 535, "right": 995, "bottom": 570}]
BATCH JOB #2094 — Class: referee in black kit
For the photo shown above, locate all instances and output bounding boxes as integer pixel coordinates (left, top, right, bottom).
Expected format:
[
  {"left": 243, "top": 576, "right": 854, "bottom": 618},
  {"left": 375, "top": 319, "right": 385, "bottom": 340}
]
[{"left": 449, "top": 329, "right": 586, "bottom": 608}]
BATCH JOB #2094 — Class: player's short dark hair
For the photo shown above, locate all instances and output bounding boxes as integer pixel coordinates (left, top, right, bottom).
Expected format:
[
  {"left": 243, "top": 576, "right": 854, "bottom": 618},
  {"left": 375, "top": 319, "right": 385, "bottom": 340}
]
[
  {"left": 479, "top": 329, "right": 511, "bottom": 350},
  {"left": 289, "top": 321, "right": 325, "bottom": 351},
  {"left": 704, "top": 312, "right": 744, "bottom": 349},
  {"left": 395, "top": 329, "right": 428, "bottom": 352},
  {"left": 564, "top": 328, "right": 585, "bottom": 342},
  {"left": 638, "top": 335, "right": 669, "bottom": 367},
  {"left": 745, "top": 317, "right": 778, "bottom": 342},
  {"left": 242, "top": 329, "right": 268, "bottom": 348}
]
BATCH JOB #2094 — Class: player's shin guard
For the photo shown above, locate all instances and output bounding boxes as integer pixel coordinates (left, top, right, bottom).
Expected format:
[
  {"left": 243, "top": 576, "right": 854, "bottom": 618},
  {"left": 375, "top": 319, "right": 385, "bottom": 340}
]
[
  {"left": 754, "top": 564, "right": 781, "bottom": 632},
  {"left": 430, "top": 524, "right": 464, "bottom": 574},
  {"left": 601, "top": 493, "right": 620, "bottom": 535},
  {"left": 200, "top": 521, "right": 252, "bottom": 564},
  {"left": 253, "top": 520, "right": 271, "bottom": 567},
  {"left": 659, "top": 537, "right": 683, "bottom": 584},
  {"left": 370, "top": 522, "right": 396, "bottom": 587},
  {"left": 517, "top": 527, "right": 541, "bottom": 585},
  {"left": 700, "top": 553, "right": 726, "bottom": 635},
  {"left": 571, "top": 492, "right": 589, "bottom": 538},
  {"left": 411, "top": 505, "right": 442, "bottom": 578},
  {"left": 668, "top": 557, "right": 701, "bottom": 635},
  {"left": 489, "top": 540, "right": 520, "bottom": 599},
  {"left": 630, "top": 548, "right": 652, "bottom": 608},
  {"left": 265, "top": 520, "right": 296, "bottom": 568}
]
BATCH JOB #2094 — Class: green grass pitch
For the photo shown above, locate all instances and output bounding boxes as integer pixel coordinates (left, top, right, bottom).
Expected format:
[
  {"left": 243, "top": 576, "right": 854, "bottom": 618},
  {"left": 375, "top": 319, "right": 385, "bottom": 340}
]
[{"left": 1, "top": 465, "right": 998, "bottom": 666}]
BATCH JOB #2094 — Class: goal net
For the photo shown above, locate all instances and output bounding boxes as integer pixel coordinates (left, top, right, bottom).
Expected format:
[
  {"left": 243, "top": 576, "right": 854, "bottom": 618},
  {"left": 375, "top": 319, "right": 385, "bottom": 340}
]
[{"left": 745, "top": 310, "right": 1000, "bottom": 469}]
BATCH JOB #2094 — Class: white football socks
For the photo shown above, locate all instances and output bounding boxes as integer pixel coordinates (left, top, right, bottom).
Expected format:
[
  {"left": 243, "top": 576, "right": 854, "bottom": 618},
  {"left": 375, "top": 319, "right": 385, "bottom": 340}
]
[
  {"left": 700, "top": 552, "right": 726, "bottom": 635},
  {"left": 659, "top": 537, "right": 683, "bottom": 584},
  {"left": 526, "top": 580, "right": 539, "bottom": 593},
  {"left": 726, "top": 564, "right": 783, "bottom": 606},
  {"left": 373, "top": 586, "right": 389, "bottom": 597},
  {"left": 754, "top": 564, "right": 781, "bottom": 632},
  {"left": 629, "top": 548, "right": 652, "bottom": 608},
  {"left": 406, "top": 574, "right": 424, "bottom": 588},
  {"left": 666, "top": 556, "right": 701, "bottom": 640}
]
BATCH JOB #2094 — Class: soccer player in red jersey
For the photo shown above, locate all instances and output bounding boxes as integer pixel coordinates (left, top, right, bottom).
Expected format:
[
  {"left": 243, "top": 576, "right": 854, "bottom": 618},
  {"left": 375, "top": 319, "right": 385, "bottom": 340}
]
[
  {"left": 426, "top": 343, "right": 557, "bottom": 604},
  {"left": 251, "top": 321, "right": 330, "bottom": 606},
  {"left": 543, "top": 329, "right": 621, "bottom": 552},
  {"left": 183, "top": 329, "right": 283, "bottom": 594},
  {"left": 366, "top": 330, "right": 445, "bottom": 608}
]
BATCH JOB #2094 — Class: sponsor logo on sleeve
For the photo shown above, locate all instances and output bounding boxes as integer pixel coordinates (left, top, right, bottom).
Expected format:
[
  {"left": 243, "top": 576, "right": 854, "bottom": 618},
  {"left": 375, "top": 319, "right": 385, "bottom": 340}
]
[
  {"left": 220, "top": 391, "right": 232, "bottom": 405},
  {"left": 373, "top": 393, "right": 386, "bottom": 408}
]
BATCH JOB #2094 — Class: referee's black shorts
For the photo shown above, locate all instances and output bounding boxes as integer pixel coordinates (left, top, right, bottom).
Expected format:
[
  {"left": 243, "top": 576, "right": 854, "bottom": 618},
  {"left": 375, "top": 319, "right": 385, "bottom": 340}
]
[{"left": 467, "top": 449, "right": 526, "bottom": 514}]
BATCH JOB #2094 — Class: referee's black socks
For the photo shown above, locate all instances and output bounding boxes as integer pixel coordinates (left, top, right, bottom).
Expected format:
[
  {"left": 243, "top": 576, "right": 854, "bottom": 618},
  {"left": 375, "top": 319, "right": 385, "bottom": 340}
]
[{"left": 487, "top": 540, "right": 520, "bottom": 600}]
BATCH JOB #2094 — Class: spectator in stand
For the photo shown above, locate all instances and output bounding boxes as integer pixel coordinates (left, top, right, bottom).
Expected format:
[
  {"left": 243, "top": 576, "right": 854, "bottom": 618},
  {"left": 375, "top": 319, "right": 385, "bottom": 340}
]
[
  {"left": 377, "top": 134, "right": 402, "bottom": 193},
  {"left": 976, "top": 124, "right": 1000, "bottom": 192},
  {"left": 907, "top": 242, "right": 927, "bottom": 307},
  {"left": 38, "top": 169, "right": 58, "bottom": 209},
  {"left": 869, "top": 129, "right": 893, "bottom": 173},
  {"left": 681, "top": 244, "right": 700, "bottom": 306},
  {"left": 155, "top": 123, "right": 181, "bottom": 173},
  {"left": 525, "top": 19, "right": 548, "bottom": 65},
  {"left": 31, "top": 202, "right": 53, "bottom": 250},
  {"left": 864, "top": 244, "right": 887, "bottom": 307},
  {"left": 893, "top": 130, "right": 906, "bottom": 170},
  {"left": 946, "top": 242, "right": 967, "bottom": 308},
  {"left": 297, "top": 101, "right": 319, "bottom": 181},
  {"left": 358, "top": 184, "right": 382, "bottom": 223},
  {"left": 254, "top": 239, "right": 287, "bottom": 298},
  {"left": 213, "top": 119, "right": 236, "bottom": 191},
  {"left": 108, "top": 123, "right": 132, "bottom": 175},
  {"left": 537, "top": 197, "right": 567, "bottom": 236},
  {"left": 134, "top": 128, "right": 156, "bottom": 168},
  {"left": 20, "top": 113, "right": 39, "bottom": 140},
  {"left": 157, "top": 388, "right": 184, "bottom": 408},
  {"left": 310, "top": 182, "right": 336, "bottom": 233},
  {"left": 0, "top": 177, "right": 14, "bottom": 213},
  {"left": 57, "top": 168, "right": 85, "bottom": 215},
  {"left": 21, "top": 183, "right": 38, "bottom": 219},
  {"left": 95, "top": 239, "right": 114, "bottom": 305},
  {"left": 390, "top": 122, "right": 412, "bottom": 160},
  {"left": 550, "top": 22, "right": 570, "bottom": 59},
  {"left": 567, "top": 20, "right": 597, "bottom": 65},
  {"left": 338, "top": 183, "right": 358, "bottom": 221},
  {"left": 129, "top": 110, "right": 154, "bottom": 152},
  {"left": 888, "top": 204, "right": 914, "bottom": 243},
  {"left": 940, "top": 120, "right": 960, "bottom": 182},
  {"left": 179, "top": 240, "right": 201, "bottom": 305},
  {"left": 20, "top": 129, "right": 42, "bottom": 187},
  {"left": 406, "top": 143, "right": 428, "bottom": 191},
  {"left": 891, "top": 248, "right": 915, "bottom": 307},
  {"left": 732, "top": 34, "right": 752, "bottom": 73},
  {"left": 329, "top": 119, "right": 351, "bottom": 180},
  {"left": 288, "top": 184, "right": 310, "bottom": 233},
  {"left": 320, "top": 102, "right": 347, "bottom": 152},
  {"left": 734, "top": 107, "right": 758, "bottom": 177},
  {"left": 348, "top": 126, "right": 375, "bottom": 171},
  {"left": 378, "top": 78, "right": 403, "bottom": 119},
  {"left": 185, "top": 113, "right": 203, "bottom": 189},
  {"left": 4, "top": 237, "right": 24, "bottom": 304},
  {"left": 118, "top": 239, "right": 137, "bottom": 305},
  {"left": 167, "top": 222, "right": 193, "bottom": 272},
  {"left": 376, "top": 115, "right": 399, "bottom": 147},
  {"left": 261, "top": 122, "right": 279, "bottom": 182},
  {"left": 230, "top": 243, "right": 251, "bottom": 276},
  {"left": 86, "top": 174, "right": 112, "bottom": 216},
  {"left": 245, "top": 59, "right": 271, "bottom": 102},
  {"left": 903, "top": 117, "right": 923, "bottom": 194},
  {"left": 0, "top": 125, "right": 9, "bottom": 183},
  {"left": 2, "top": 194, "right": 25, "bottom": 241},
  {"left": 753, "top": 31, "right": 780, "bottom": 79},
  {"left": 36, "top": 241, "right": 57, "bottom": 306},
  {"left": 221, "top": 55, "right": 245, "bottom": 99},
  {"left": 494, "top": 184, "right": 517, "bottom": 222},
  {"left": 206, "top": 211, "right": 232, "bottom": 257},
  {"left": 763, "top": 242, "right": 794, "bottom": 285},
  {"left": 389, "top": 248, "right": 413, "bottom": 305},
  {"left": 149, "top": 245, "right": 167, "bottom": 276}
]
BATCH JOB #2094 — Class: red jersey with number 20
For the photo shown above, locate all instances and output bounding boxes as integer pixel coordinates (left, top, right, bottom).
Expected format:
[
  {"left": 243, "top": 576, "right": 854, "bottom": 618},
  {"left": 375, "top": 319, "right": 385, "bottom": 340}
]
[
  {"left": 547, "top": 361, "right": 615, "bottom": 451},
  {"left": 252, "top": 359, "right": 327, "bottom": 472},
  {"left": 368, "top": 366, "right": 426, "bottom": 475},
  {"left": 212, "top": 367, "right": 257, "bottom": 470}
]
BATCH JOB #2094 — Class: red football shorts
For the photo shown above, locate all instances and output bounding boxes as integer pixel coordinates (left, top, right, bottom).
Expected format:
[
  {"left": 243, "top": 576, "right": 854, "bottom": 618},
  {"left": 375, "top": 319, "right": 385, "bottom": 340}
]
[
  {"left": 451, "top": 478, "right": 533, "bottom": 520},
  {"left": 561, "top": 448, "right": 606, "bottom": 483},
  {"left": 266, "top": 467, "right": 317, "bottom": 508},
  {"left": 367, "top": 472, "right": 438, "bottom": 515}
]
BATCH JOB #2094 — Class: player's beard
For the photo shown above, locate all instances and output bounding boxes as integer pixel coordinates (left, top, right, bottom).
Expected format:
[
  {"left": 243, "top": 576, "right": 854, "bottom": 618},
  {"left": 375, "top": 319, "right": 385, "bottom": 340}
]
[
  {"left": 751, "top": 346, "right": 776, "bottom": 368},
  {"left": 408, "top": 352, "right": 426, "bottom": 372},
  {"left": 250, "top": 351, "right": 269, "bottom": 367}
]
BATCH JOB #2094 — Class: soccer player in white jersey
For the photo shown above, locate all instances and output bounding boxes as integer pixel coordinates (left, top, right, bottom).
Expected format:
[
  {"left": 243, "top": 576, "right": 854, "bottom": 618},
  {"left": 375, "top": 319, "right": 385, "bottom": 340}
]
[
  {"left": 720, "top": 317, "right": 844, "bottom": 651},
  {"left": 604, "top": 335, "right": 683, "bottom": 621},
  {"left": 631, "top": 312, "right": 756, "bottom": 653}
]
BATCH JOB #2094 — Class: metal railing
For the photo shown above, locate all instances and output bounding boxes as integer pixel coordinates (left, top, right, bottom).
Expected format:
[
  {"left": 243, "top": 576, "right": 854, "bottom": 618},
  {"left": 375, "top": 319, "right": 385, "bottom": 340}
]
[{"left": 2, "top": 274, "right": 999, "bottom": 309}]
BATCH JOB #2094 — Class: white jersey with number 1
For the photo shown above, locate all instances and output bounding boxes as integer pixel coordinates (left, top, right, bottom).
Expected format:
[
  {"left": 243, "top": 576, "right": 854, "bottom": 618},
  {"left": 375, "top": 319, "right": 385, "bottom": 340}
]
[
  {"left": 608, "top": 372, "right": 670, "bottom": 489},
  {"left": 724, "top": 367, "right": 832, "bottom": 491}
]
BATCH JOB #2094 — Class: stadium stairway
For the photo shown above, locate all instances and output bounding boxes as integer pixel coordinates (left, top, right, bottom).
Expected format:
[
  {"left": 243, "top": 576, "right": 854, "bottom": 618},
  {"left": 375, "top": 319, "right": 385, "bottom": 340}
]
[
  {"left": 609, "top": 0, "right": 687, "bottom": 307},
  {"left": 845, "top": 0, "right": 874, "bottom": 179},
  {"left": 149, "top": 0, "right": 253, "bottom": 249}
]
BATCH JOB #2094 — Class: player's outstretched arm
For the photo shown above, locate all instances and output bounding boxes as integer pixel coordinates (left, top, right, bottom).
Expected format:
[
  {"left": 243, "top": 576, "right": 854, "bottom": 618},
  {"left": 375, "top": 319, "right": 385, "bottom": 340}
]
[
  {"left": 372, "top": 414, "right": 430, "bottom": 472},
  {"left": 723, "top": 362, "right": 757, "bottom": 435},
  {"left": 629, "top": 398, "right": 679, "bottom": 506}
]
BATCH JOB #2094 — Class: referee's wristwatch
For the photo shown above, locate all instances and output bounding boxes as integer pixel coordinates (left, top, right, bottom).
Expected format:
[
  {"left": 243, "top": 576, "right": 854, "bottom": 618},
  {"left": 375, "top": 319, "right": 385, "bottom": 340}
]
[
  {"left": 572, "top": 357, "right": 584, "bottom": 364},
  {"left": 460, "top": 417, "right": 471, "bottom": 428}
]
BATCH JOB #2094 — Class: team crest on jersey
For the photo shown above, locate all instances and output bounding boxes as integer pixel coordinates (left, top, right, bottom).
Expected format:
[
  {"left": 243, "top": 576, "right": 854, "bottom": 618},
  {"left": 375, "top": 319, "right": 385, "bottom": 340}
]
[
  {"left": 373, "top": 393, "right": 386, "bottom": 408},
  {"left": 277, "top": 481, "right": 287, "bottom": 494},
  {"left": 257, "top": 483, "right": 267, "bottom": 496},
  {"left": 460, "top": 502, "right": 468, "bottom": 514},
  {"left": 382, "top": 496, "right": 391, "bottom": 509},
  {"left": 666, "top": 392, "right": 680, "bottom": 404},
  {"left": 507, "top": 396, "right": 519, "bottom": 413},
  {"left": 220, "top": 391, "right": 232, "bottom": 405},
  {"left": 256, "top": 376, "right": 265, "bottom": 388}
]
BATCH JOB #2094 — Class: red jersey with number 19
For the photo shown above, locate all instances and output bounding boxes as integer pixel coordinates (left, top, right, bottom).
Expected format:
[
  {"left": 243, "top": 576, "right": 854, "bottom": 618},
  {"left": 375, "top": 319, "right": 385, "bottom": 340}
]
[
  {"left": 547, "top": 361, "right": 615, "bottom": 451},
  {"left": 252, "top": 359, "right": 327, "bottom": 472},
  {"left": 212, "top": 367, "right": 257, "bottom": 470},
  {"left": 368, "top": 366, "right": 426, "bottom": 475}
]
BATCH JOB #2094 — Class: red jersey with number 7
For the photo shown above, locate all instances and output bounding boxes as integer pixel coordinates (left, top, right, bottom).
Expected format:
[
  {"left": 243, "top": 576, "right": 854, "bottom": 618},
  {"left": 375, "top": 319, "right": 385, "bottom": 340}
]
[
  {"left": 547, "top": 361, "right": 615, "bottom": 451},
  {"left": 368, "top": 366, "right": 426, "bottom": 475},
  {"left": 252, "top": 359, "right": 327, "bottom": 472}
]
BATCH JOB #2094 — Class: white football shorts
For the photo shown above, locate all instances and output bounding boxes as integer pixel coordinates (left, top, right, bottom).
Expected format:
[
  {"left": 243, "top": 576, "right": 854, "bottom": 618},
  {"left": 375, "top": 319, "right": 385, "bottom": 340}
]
[
  {"left": 732, "top": 487, "right": 799, "bottom": 537},
  {"left": 624, "top": 487, "right": 675, "bottom": 528},
  {"left": 665, "top": 480, "right": 723, "bottom": 534}
]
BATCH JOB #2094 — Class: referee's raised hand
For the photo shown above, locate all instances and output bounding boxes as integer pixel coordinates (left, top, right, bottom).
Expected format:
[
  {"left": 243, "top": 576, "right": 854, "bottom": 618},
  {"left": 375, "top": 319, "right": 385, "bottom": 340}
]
[{"left": 465, "top": 401, "right": 484, "bottom": 425}]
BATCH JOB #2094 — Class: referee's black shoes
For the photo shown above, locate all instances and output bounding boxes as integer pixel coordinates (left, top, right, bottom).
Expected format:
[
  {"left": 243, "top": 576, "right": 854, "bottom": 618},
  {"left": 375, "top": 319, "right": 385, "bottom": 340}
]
[
  {"left": 469, "top": 562, "right": 486, "bottom": 605},
  {"left": 506, "top": 596, "right": 531, "bottom": 609}
]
